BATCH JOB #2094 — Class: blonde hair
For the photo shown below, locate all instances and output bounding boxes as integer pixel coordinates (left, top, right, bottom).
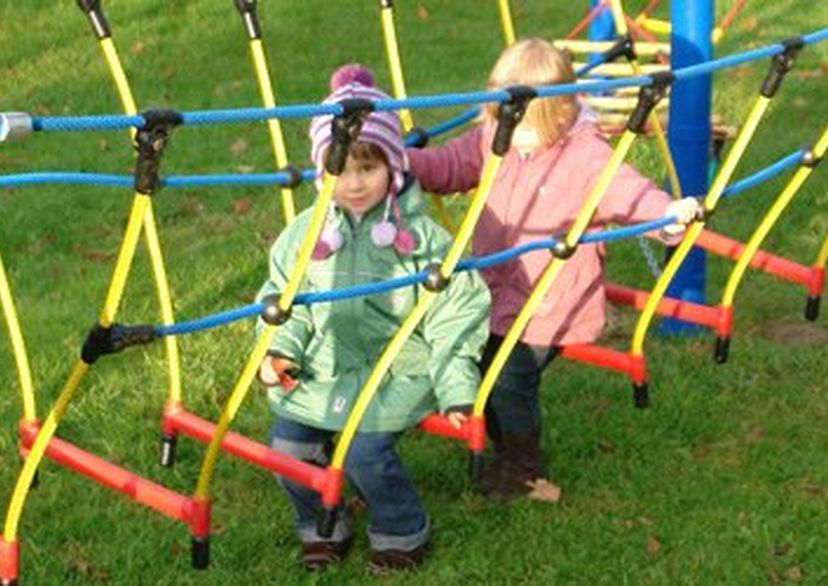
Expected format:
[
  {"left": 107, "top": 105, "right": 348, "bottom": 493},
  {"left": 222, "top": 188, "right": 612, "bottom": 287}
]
[{"left": 483, "top": 38, "right": 578, "bottom": 146}]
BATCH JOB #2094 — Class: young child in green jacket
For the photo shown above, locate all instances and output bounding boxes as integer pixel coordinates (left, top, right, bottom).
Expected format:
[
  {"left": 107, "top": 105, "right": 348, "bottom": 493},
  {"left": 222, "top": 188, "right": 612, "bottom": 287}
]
[{"left": 256, "top": 65, "right": 490, "bottom": 574}]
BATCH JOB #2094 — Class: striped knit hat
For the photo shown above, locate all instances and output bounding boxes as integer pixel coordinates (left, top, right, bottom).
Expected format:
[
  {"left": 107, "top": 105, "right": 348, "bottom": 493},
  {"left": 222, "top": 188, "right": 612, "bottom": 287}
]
[{"left": 309, "top": 64, "right": 415, "bottom": 259}]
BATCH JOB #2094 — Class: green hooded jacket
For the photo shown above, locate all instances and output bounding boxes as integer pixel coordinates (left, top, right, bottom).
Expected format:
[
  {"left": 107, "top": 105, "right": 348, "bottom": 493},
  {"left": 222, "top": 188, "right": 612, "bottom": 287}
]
[{"left": 256, "top": 179, "right": 490, "bottom": 433}]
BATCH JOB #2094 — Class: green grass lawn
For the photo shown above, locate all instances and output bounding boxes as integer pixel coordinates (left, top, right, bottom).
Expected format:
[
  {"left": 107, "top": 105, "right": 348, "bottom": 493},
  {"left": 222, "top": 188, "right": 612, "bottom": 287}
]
[{"left": 1, "top": 0, "right": 827, "bottom": 583}]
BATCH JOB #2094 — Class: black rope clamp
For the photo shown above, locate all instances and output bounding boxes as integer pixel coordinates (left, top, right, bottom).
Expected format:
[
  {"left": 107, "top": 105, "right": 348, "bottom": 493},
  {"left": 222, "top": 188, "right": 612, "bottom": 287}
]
[
  {"left": 76, "top": 0, "right": 111, "bottom": 39},
  {"left": 551, "top": 240, "right": 576, "bottom": 259},
  {"left": 626, "top": 71, "right": 674, "bottom": 134},
  {"left": 324, "top": 99, "right": 374, "bottom": 176},
  {"left": 603, "top": 34, "right": 637, "bottom": 63},
  {"left": 406, "top": 126, "right": 430, "bottom": 149},
  {"left": 81, "top": 323, "right": 156, "bottom": 365},
  {"left": 422, "top": 262, "right": 450, "bottom": 292},
  {"left": 280, "top": 164, "right": 304, "bottom": 189},
  {"left": 760, "top": 37, "right": 804, "bottom": 98},
  {"left": 492, "top": 86, "right": 537, "bottom": 156},
  {"left": 380, "top": 0, "right": 394, "bottom": 8},
  {"left": 234, "top": 0, "right": 261, "bottom": 39},
  {"left": 133, "top": 109, "right": 182, "bottom": 196},
  {"left": 261, "top": 294, "right": 292, "bottom": 325},
  {"left": 802, "top": 150, "right": 822, "bottom": 169},
  {"left": 697, "top": 204, "right": 715, "bottom": 222}
]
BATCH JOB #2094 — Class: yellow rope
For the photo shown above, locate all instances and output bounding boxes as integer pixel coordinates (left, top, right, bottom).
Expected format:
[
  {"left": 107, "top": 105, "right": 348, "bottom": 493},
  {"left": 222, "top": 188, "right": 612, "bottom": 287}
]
[
  {"left": 379, "top": 2, "right": 455, "bottom": 234},
  {"left": 608, "top": 0, "right": 682, "bottom": 199},
  {"left": 816, "top": 235, "right": 828, "bottom": 268},
  {"left": 195, "top": 172, "right": 340, "bottom": 498},
  {"left": 474, "top": 131, "right": 638, "bottom": 416},
  {"left": 248, "top": 39, "right": 296, "bottom": 225},
  {"left": 0, "top": 251, "right": 36, "bottom": 422},
  {"left": 631, "top": 96, "right": 772, "bottom": 353},
  {"left": 4, "top": 361, "right": 89, "bottom": 541},
  {"left": 101, "top": 37, "right": 183, "bottom": 403},
  {"left": 498, "top": 0, "right": 516, "bottom": 46},
  {"left": 721, "top": 123, "right": 828, "bottom": 307},
  {"left": 332, "top": 154, "right": 503, "bottom": 469}
]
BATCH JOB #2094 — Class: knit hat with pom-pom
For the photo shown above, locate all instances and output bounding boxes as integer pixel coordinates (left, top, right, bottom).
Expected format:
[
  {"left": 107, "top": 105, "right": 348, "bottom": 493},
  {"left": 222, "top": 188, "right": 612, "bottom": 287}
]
[{"left": 309, "top": 63, "right": 415, "bottom": 259}]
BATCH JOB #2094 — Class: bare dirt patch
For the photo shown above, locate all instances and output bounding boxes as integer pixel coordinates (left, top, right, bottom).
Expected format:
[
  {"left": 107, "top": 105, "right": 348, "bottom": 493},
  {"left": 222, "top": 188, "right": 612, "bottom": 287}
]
[{"left": 759, "top": 319, "right": 828, "bottom": 345}]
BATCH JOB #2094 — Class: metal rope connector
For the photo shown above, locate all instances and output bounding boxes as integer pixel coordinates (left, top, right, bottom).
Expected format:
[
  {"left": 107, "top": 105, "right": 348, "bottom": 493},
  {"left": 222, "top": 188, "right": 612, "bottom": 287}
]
[{"left": 0, "top": 113, "right": 33, "bottom": 142}]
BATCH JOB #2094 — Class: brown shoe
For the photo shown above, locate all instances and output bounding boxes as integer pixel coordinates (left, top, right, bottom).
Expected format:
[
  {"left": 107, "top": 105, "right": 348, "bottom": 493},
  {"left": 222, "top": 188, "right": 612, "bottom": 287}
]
[
  {"left": 366, "top": 541, "right": 429, "bottom": 575},
  {"left": 302, "top": 538, "right": 352, "bottom": 571},
  {"left": 482, "top": 432, "right": 558, "bottom": 502}
]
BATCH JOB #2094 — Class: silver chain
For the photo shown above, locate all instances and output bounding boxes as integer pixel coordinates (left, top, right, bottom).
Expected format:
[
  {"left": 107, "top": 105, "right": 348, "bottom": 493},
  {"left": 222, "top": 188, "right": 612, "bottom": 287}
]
[{"left": 637, "top": 234, "right": 663, "bottom": 278}]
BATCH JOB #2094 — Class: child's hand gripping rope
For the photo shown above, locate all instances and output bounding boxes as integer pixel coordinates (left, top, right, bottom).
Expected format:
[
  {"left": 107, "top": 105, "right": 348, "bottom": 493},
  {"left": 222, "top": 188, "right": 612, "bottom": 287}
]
[{"left": 662, "top": 197, "right": 703, "bottom": 237}]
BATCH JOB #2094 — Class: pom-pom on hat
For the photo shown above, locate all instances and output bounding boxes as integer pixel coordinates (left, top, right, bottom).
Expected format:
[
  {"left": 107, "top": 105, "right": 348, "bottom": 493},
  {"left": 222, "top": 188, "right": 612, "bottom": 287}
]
[{"left": 309, "top": 63, "right": 416, "bottom": 259}]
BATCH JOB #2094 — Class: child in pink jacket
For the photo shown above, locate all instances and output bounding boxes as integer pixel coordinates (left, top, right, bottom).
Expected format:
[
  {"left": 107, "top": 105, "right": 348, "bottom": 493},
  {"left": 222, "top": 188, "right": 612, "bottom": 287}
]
[{"left": 408, "top": 38, "right": 699, "bottom": 502}]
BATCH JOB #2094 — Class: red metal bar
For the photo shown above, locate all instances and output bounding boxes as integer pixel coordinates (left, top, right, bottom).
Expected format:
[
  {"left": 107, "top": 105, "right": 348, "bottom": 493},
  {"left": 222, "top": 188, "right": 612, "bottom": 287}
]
[
  {"left": 718, "top": 0, "right": 748, "bottom": 32},
  {"left": 640, "top": 0, "right": 662, "bottom": 18},
  {"left": 418, "top": 414, "right": 469, "bottom": 441},
  {"left": 18, "top": 422, "right": 196, "bottom": 527},
  {"left": 560, "top": 344, "right": 633, "bottom": 374},
  {"left": 625, "top": 14, "right": 662, "bottom": 45},
  {"left": 162, "top": 408, "right": 328, "bottom": 493},
  {"left": 320, "top": 468, "right": 344, "bottom": 508},
  {"left": 697, "top": 229, "right": 812, "bottom": 286},
  {"left": 566, "top": 0, "right": 608, "bottom": 40},
  {"left": 717, "top": 304, "right": 734, "bottom": 337},
  {"left": 809, "top": 266, "right": 825, "bottom": 297},
  {"left": 0, "top": 538, "right": 18, "bottom": 585},
  {"left": 606, "top": 282, "right": 721, "bottom": 328}
]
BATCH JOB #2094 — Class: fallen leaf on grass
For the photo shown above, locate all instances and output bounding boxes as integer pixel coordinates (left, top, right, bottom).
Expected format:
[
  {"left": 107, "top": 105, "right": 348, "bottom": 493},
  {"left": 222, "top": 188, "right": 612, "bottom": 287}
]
[
  {"left": 743, "top": 423, "right": 764, "bottom": 444},
  {"left": 72, "top": 244, "right": 114, "bottom": 263},
  {"left": 229, "top": 138, "right": 248, "bottom": 155},
  {"left": 786, "top": 566, "right": 804, "bottom": 582},
  {"left": 739, "top": 17, "right": 758, "bottom": 33},
  {"left": 597, "top": 438, "right": 615, "bottom": 453},
  {"left": 232, "top": 197, "right": 253, "bottom": 215},
  {"left": 130, "top": 41, "right": 145, "bottom": 55},
  {"left": 416, "top": 2, "right": 430, "bottom": 20},
  {"left": 68, "top": 559, "right": 110, "bottom": 582},
  {"left": 646, "top": 535, "right": 661, "bottom": 557}
]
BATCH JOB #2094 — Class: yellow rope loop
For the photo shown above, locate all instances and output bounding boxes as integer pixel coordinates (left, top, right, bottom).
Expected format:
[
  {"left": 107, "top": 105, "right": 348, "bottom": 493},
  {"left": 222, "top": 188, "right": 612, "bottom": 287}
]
[
  {"left": 498, "top": 0, "right": 516, "bottom": 46},
  {"left": 101, "top": 35, "right": 183, "bottom": 403},
  {"left": 631, "top": 96, "right": 772, "bottom": 354},
  {"left": 4, "top": 361, "right": 90, "bottom": 541},
  {"left": 473, "top": 130, "right": 639, "bottom": 415},
  {"left": 722, "top": 122, "right": 828, "bottom": 307},
  {"left": 195, "top": 171, "right": 340, "bottom": 497},
  {"left": 248, "top": 39, "right": 297, "bottom": 225},
  {"left": 332, "top": 154, "right": 504, "bottom": 469},
  {"left": 0, "top": 252, "right": 36, "bottom": 421},
  {"left": 816, "top": 235, "right": 828, "bottom": 268},
  {"left": 380, "top": 1, "right": 455, "bottom": 233},
  {"left": 607, "top": 0, "right": 682, "bottom": 199}
]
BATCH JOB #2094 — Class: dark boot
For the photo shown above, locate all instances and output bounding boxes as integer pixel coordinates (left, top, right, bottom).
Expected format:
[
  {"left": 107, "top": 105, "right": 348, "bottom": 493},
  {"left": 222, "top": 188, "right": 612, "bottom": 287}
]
[{"left": 482, "top": 432, "right": 560, "bottom": 503}]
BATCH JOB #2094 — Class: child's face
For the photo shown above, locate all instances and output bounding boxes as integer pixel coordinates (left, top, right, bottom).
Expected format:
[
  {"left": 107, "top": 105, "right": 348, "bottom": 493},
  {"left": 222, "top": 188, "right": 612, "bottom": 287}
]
[{"left": 333, "top": 153, "right": 390, "bottom": 216}]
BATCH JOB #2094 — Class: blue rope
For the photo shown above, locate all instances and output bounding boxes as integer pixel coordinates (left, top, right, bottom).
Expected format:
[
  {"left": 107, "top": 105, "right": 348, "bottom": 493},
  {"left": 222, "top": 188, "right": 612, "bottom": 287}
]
[
  {"left": 722, "top": 150, "right": 805, "bottom": 199},
  {"left": 0, "top": 169, "right": 317, "bottom": 189},
  {"left": 23, "top": 27, "right": 828, "bottom": 134},
  {"left": 417, "top": 108, "right": 479, "bottom": 141},
  {"left": 152, "top": 215, "right": 679, "bottom": 337}
]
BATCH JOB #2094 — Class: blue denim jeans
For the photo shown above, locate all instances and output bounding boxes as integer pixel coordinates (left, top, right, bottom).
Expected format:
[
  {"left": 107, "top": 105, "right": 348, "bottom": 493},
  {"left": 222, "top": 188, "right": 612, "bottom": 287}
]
[
  {"left": 479, "top": 334, "right": 559, "bottom": 437},
  {"left": 269, "top": 417, "right": 429, "bottom": 552}
]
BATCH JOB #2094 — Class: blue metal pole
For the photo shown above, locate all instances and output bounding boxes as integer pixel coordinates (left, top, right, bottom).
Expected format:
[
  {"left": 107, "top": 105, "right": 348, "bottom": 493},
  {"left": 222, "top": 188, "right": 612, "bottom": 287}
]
[
  {"left": 589, "top": 0, "right": 615, "bottom": 65},
  {"left": 661, "top": 0, "right": 713, "bottom": 334}
]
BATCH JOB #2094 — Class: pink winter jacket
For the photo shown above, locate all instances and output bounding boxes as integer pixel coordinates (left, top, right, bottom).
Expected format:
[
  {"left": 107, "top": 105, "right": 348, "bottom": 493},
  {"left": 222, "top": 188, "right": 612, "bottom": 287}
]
[{"left": 408, "top": 115, "right": 675, "bottom": 347}]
